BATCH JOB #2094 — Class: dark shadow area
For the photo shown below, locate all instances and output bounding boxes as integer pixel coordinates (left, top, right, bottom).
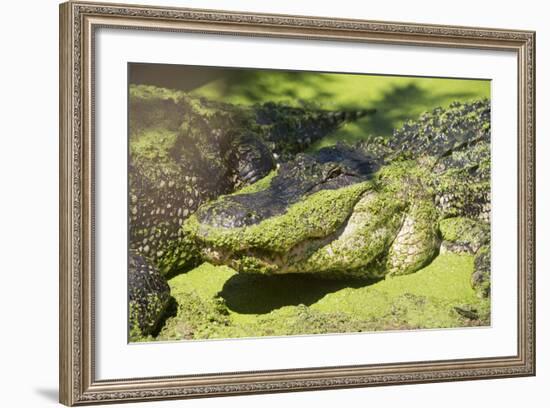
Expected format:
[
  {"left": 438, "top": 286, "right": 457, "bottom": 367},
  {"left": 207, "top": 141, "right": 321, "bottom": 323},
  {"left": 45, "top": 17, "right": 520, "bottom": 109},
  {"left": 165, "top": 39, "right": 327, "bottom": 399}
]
[
  {"left": 129, "top": 63, "right": 224, "bottom": 92},
  {"left": 219, "top": 273, "right": 380, "bottom": 314},
  {"left": 150, "top": 296, "right": 178, "bottom": 337},
  {"left": 34, "top": 388, "right": 58, "bottom": 402}
]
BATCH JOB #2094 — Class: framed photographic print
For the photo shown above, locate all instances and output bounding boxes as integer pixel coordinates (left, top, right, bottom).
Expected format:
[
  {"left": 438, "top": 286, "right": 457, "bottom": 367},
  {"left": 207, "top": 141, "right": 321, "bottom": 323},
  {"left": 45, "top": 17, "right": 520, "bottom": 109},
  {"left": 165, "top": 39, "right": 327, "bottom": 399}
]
[{"left": 59, "top": 1, "right": 536, "bottom": 405}]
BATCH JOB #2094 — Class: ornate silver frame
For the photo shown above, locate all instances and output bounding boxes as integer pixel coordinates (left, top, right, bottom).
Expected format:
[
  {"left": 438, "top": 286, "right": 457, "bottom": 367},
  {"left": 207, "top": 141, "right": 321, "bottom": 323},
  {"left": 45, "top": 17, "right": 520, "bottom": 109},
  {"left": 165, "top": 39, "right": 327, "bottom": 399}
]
[{"left": 59, "top": 1, "right": 536, "bottom": 405}]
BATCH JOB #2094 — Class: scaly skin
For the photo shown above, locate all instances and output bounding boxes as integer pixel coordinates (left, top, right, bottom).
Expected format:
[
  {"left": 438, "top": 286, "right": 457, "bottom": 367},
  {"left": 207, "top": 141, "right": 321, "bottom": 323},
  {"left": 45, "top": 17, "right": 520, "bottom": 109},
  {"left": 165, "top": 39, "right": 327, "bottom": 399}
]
[
  {"left": 129, "top": 94, "right": 491, "bottom": 337},
  {"left": 128, "top": 252, "right": 172, "bottom": 339},
  {"left": 129, "top": 85, "right": 374, "bottom": 276},
  {"left": 128, "top": 85, "right": 374, "bottom": 334},
  {"left": 186, "top": 100, "right": 491, "bottom": 290}
]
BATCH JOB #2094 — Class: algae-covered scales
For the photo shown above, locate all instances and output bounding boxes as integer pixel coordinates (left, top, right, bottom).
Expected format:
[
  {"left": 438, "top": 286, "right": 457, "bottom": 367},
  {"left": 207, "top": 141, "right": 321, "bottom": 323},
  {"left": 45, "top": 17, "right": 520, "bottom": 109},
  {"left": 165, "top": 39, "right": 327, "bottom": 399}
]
[{"left": 186, "top": 100, "right": 491, "bottom": 290}]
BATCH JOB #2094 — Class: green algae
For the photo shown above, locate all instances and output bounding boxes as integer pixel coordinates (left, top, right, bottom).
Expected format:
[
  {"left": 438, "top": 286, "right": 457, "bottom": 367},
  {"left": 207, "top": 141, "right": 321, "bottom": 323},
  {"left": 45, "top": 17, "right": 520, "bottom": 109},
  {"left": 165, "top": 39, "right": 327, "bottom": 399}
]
[
  {"left": 440, "top": 217, "right": 489, "bottom": 246},
  {"left": 184, "top": 158, "right": 445, "bottom": 279},
  {"left": 288, "top": 190, "right": 406, "bottom": 279},
  {"left": 230, "top": 170, "right": 277, "bottom": 196},
  {"left": 185, "top": 181, "right": 372, "bottom": 255},
  {"left": 151, "top": 252, "right": 489, "bottom": 341}
]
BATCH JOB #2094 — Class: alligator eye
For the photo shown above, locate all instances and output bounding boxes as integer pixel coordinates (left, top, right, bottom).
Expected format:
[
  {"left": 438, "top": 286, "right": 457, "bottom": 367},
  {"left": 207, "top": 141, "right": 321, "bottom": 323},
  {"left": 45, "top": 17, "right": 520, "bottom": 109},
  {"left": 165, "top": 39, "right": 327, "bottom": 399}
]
[
  {"left": 246, "top": 212, "right": 255, "bottom": 219},
  {"left": 326, "top": 166, "right": 343, "bottom": 179}
]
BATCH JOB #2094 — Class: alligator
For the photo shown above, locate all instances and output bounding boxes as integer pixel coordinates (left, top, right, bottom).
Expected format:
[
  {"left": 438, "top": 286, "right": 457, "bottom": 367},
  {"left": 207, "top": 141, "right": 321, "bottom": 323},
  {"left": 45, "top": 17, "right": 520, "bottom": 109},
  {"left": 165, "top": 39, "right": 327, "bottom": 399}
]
[
  {"left": 128, "top": 86, "right": 490, "bottom": 339},
  {"left": 128, "top": 85, "right": 373, "bottom": 337},
  {"left": 185, "top": 100, "right": 491, "bottom": 296},
  {"left": 129, "top": 85, "right": 373, "bottom": 275}
]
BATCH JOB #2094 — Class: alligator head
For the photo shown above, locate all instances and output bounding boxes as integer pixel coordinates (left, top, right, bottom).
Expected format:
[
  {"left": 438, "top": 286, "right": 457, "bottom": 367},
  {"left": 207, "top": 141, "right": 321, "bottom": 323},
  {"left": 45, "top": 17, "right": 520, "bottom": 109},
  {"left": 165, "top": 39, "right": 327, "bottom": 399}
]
[{"left": 184, "top": 100, "right": 491, "bottom": 282}]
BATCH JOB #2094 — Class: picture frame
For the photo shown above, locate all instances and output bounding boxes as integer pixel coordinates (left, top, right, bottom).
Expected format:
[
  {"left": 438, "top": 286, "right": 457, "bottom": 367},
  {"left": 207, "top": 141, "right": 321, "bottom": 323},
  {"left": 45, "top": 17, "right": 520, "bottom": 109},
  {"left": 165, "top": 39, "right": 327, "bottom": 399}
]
[{"left": 59, "top": 1, "right": 536, "bottom": 405}]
